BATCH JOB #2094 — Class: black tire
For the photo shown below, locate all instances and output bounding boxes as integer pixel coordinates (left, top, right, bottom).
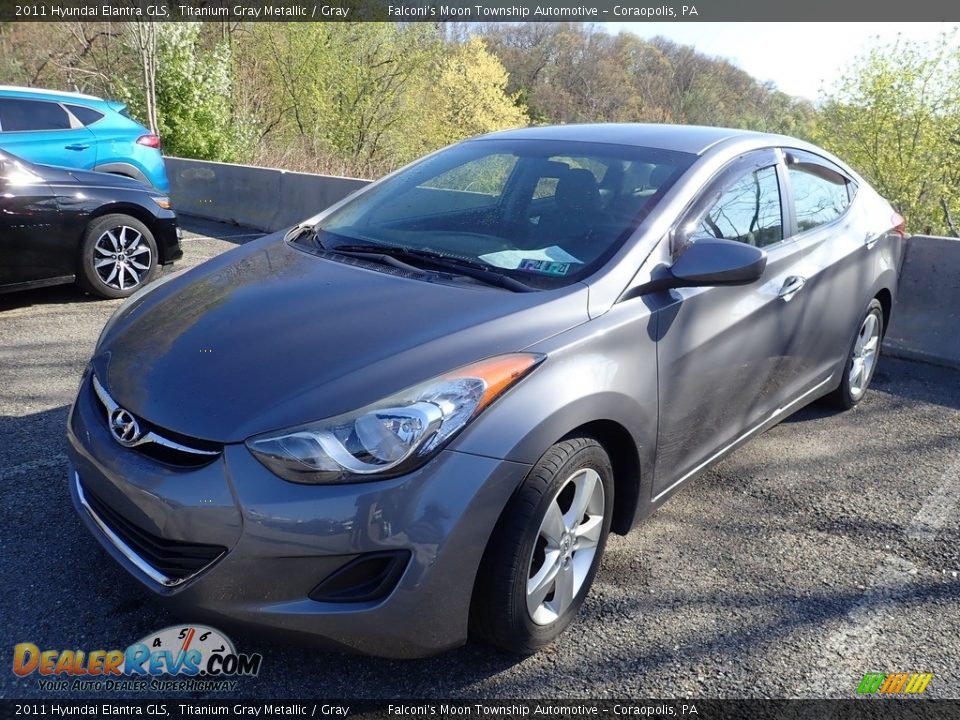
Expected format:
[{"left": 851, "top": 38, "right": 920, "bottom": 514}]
[
  {"left": 824, "top": 298, "right": 884, "bottom": 410},
  {"left": 77, "top": 214, "right": 159, "bottom": 299},
  {"left": 470, "top": 437, "right": 614, "bottom": 655}
]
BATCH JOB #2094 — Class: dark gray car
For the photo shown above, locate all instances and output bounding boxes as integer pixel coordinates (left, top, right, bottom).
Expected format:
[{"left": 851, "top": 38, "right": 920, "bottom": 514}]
[{"left": 67, "top": 124, "right": 903, "bottom": 657}]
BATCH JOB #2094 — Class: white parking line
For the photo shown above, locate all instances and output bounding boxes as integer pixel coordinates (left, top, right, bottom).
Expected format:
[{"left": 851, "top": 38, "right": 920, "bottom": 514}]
[
  {"left": 906, "top": 455, "right": 960, "bottom": 540},
  {"left": 800, "top": 452, "right": 959, "bottom": 697},
  {"left": 800, "top": 555, "right": 918, "bottom": 698}
]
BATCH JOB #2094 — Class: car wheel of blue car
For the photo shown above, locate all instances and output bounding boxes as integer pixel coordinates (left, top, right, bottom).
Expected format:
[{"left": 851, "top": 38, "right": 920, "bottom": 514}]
[
  {"left": 470, "top": 437, "right": 614, "bottom": 654},
  {"left": 77, "top": 213, "right": 159, "bottom": 299}
]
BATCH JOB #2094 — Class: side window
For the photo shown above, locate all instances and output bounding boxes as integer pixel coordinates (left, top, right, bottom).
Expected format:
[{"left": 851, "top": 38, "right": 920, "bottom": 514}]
[
  {"left": 65, "top": 104, "right": 105, "bottom": 127},
  {"left": 0, "top": 98, "right": 72, "bottom": 132},
  {"left": 687, "top": 165, "right": 783, "bottom": 248},
  {"left": 789, "top": 162, "right": 850, "bottom": 232}
]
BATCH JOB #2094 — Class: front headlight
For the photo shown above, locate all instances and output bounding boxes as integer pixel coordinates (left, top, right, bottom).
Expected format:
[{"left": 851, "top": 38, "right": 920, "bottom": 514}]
[{"left": 245, "top": 353, "right": 544, "bottom": 484}]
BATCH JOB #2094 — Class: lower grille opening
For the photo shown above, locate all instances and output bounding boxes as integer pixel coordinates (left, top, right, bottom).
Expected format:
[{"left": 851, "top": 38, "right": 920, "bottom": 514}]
[
  {"left": 81, "top": 481, "right": 226, "bottom": 582},
  {"left": 309, "top": 550, "right": 410, "bottom": 603}
]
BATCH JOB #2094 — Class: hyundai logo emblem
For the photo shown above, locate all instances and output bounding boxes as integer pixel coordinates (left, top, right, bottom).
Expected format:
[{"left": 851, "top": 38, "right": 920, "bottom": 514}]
[{"left": 109, "top": 407, "right": 142, "bottom": 446}]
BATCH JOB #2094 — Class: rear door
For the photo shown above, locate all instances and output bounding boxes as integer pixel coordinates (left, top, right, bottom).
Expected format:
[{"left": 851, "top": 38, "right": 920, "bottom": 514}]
[
  {"left": 651, "top": 149, "right": 813, "bottom": 498},
  {"left": 778, "top": 150, "right": 866, "bottom": 385},
  {"left": 0, "top": 98, "right": 97, "bottom": 170}
]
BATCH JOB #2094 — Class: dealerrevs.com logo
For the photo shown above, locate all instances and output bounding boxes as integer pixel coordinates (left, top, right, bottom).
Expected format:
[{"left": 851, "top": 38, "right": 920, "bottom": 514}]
[
  {"left": 856, "top": 672, "right": 933, "bottom": 695},
  {"left": 13, "top": 625, "right": 263, "bottom": 692}
]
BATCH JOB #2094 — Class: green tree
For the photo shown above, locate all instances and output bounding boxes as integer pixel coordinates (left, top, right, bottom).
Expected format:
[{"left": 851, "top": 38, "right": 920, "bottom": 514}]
[
  {"left": 404, "top": 37, "right": 528, "bottom": 158},
  {"left": 149, "top": 24, "right": 255, "bottom": 161},
  {"left": 815, "top": 31, "right": 960, "bottom": 236},
  {"left": 255, "top": 24, "right": 440, "bottom": 170},
  {"left": 254, "top": 24, "right": 526, "bottom": 174}
]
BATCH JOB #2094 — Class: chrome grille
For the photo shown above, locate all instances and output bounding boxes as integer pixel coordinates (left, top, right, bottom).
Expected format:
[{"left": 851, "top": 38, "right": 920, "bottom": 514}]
[{"left": 91, "top": 375, "right": 222, "bottom": 467}]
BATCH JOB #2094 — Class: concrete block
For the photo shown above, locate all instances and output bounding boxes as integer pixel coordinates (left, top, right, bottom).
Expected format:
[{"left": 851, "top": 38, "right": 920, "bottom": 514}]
[
  {"left": 884, "top": 235, "right": 960, "bottom": 370},
  {"left": 165, "top": 157, "right": 370, "bottom": 232}
]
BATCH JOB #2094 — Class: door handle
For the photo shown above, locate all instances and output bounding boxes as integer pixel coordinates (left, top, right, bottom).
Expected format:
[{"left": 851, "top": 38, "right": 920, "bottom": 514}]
[
  {"left": 64, "top": 143, "right": 90, "bottom": 151},
  {"left": 778, "top": 275, "right": 806, "bottom": 302},
  {"left": 864, "top": 232, "right": 880, "bottom": 248}
]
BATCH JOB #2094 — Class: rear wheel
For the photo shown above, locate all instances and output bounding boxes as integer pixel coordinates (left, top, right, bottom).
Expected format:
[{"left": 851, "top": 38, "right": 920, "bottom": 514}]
[
  {"left": 825, "top": 298, "right": 884, "bottom": 409},
  {"left": 470, "top": 437, "right": 614, "bottom": 654},
  {"left": 77, "top": 214, "right": 159, "bottom": 299}
]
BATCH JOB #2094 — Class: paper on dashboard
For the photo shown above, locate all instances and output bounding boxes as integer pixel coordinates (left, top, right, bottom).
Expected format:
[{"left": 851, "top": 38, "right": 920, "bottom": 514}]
[{"left": 479, "top": 246, "right": 583, "bottom": 269}]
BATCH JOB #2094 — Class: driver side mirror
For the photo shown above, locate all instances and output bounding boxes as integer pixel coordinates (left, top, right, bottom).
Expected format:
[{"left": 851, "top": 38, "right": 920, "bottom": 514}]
[{"left": 667, "top": 237, "right": 767, "bottom": 288}]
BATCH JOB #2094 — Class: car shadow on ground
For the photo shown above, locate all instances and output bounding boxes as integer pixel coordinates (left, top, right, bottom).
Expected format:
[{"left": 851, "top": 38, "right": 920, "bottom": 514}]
[
  {"left": 0, "top": 284, "right": 106, "bottom": 311},
  {"left": 781, "top": 356, "right": 960, "bottom": 423}
]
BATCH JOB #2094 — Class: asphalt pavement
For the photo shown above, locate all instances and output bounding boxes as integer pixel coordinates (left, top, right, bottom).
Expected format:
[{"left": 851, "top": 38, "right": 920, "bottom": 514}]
[{"left": 1, "top": 216, "right": 958, "bottom": 700}]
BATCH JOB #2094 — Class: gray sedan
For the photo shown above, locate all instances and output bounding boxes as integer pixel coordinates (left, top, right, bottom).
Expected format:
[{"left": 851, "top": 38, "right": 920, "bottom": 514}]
[{"left": 67, "top": 124, "right": 903, "bottom": 657}]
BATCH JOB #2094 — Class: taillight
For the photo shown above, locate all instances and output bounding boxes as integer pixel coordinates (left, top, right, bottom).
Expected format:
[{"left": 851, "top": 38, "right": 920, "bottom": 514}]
[
  {"left": 891, "top": 212, "right": 906, "bottom": 238},
  {"left": 136, "top": 134, "right": 161, "bottom": 149}
]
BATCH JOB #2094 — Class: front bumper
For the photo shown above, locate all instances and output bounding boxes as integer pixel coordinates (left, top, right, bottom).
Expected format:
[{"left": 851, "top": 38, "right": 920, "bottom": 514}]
[
  {"left": 66, "top": 371, "right": 530, "bottom": 657},
  {"left": 154, "top": 211, "right": 182, "bottom": 265}
]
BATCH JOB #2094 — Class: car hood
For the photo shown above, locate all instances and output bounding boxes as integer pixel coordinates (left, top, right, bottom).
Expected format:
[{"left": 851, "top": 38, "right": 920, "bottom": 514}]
[{"left": 93, "top": 235, "right": 589, "bottom": 443}]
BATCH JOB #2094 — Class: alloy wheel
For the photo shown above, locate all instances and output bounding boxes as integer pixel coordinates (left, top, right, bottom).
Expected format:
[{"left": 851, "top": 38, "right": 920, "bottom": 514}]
[
  {"left": 526, "top": 467, "right": 605, "bottom": 625},
  {"left": 849, "top": 310, "right": 881, "bottom": 400},
  {"left": 93, "top": 225, "right": 153, "bottom": 291}
]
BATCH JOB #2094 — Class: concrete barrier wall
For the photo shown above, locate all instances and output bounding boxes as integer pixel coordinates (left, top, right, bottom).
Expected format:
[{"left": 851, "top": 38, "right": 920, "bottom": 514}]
[
  {"left": 165, "top": 157, "right": 370, "bottom": 232},
  {"left": 166, "top": 157, "right": 959, "bottom": 369},
  {"left": 883, "top": 235, "right": 960, "bottom": 370}
]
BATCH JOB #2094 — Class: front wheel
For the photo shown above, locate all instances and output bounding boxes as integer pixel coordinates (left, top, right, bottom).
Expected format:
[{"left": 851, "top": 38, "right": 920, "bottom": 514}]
[
  {"left": 77, "top": 214, "right": 159, "bottom": 299},
  {"left": 825, "top": 298, "right": 884, "bottom": 409},
  {"left": 470, "top": 437, "right": 614, "bottom": 655}
]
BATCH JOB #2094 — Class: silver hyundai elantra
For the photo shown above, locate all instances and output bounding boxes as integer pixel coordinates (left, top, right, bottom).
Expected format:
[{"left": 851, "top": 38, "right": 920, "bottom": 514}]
[{"left": 67, "top": 124, "right": 903, "bottom": 657}]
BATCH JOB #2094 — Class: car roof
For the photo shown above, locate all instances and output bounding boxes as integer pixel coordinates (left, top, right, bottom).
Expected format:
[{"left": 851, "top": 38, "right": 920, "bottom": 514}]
[
  {"left": 0, "top": 85, "right": 103, "bottom": 104},
  {"left": 478, "top": 123, "right": 776, "bottom": 156}
]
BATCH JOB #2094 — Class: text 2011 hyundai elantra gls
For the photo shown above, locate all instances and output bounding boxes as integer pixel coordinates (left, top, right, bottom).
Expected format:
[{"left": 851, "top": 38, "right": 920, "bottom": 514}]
[{"left": 67, "top": 124, "right": 903, "bottom": 657}]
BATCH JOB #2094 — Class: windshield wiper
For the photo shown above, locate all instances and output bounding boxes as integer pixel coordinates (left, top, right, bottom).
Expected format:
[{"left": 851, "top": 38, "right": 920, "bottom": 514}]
[
  {"left": 289, "top": 229, "right": 433, "bottom": 275},
  {"left": 330, "top": 243, "right": 536, "bottom": 293}
]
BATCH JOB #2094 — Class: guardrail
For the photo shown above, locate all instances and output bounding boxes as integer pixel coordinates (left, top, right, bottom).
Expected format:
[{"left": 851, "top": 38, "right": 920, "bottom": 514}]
[{"left": 165, "top": 157, "right": 960, "bottom": 371}]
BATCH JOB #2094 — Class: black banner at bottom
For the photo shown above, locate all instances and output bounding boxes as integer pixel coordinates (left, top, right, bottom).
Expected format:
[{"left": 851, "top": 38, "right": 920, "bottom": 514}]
[{"left": 2, "top": 700, "right": 959, "bottom": 720}]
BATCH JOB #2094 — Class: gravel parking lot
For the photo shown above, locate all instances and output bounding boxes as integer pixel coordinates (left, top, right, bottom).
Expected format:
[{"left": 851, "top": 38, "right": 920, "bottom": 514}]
[{"left": 1, "top": 216, "right": 958, "bottom": 700}]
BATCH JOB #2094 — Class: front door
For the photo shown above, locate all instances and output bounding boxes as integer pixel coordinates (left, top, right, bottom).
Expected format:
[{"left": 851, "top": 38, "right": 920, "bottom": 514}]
[{"left": 651, "top": 150, "right": 813, "bottom": 498}]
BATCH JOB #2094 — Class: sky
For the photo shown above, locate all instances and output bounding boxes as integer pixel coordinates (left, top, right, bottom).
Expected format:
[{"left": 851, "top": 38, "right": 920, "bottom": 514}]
[{"left": 605, "top": 22, "right": 955, "bottom": 100}]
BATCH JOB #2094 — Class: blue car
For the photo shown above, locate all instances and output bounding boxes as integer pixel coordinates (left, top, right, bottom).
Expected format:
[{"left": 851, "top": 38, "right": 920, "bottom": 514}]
[{"left": 0, "top": 85, "right": 169, "bottom": 192}]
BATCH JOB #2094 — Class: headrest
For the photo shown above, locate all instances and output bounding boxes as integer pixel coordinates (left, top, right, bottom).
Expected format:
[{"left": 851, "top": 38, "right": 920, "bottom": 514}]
[{"left": 555, "top": 168, "right": 601, "bottom": 211}]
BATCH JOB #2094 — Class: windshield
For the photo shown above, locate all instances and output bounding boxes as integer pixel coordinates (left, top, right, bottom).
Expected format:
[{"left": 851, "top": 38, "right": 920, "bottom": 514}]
[{"left": 307, "top": 138, "right": 696, "bottom": 289}]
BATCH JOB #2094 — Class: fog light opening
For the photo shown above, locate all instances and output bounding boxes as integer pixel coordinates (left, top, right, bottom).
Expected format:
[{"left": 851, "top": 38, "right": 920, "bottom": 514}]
[{"left": 308, "top": 550, "right": 410, "bottom": 603}]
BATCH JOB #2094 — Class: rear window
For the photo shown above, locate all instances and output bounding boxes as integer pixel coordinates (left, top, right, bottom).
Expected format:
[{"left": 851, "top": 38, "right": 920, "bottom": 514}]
[
  {"left": 309, "top": 138, "right": 696, "bottom": 289},
  {"left": 0, "top": 98, "right": 71, "bottom": 132},
  {"left": 784, "top": 150, "right": 855, "bottom": 233},
  {"left": 789, "top": 163, "right": 851, "bottom": 232},
  {"left": 66, "top": 104, "right": 105, "bottom": 127}
]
